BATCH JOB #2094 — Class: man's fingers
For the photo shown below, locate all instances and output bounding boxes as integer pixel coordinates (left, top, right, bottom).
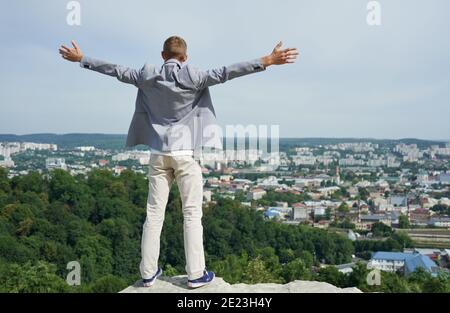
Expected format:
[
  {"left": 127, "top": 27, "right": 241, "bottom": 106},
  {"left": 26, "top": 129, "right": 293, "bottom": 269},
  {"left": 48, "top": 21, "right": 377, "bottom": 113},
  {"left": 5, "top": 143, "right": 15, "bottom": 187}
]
[
  {"left": 282, "top": 48, "right": 298, "bottom": 54},
  {"left": 274, "top": 41, "right": 283, "bottom": 50},
  {"left": 71, "top": 40, "right": 80, "bottom": 51},
  {"left": 280, "top": 54, "right": 298, "bottom": 62},
  {"left": 59, "top": 48, "right": 73, "bottom": 57},
  {"left": 285, "top": 51, "right": 299, "bottom": 57},
  {"left": 60, "top": 45, "right": 71, "bottom": 52},
  {"left": 281, "top": 50, "right": 299, "bottom": 56},
  {"left": 282, "top": 54, "right": 298, "bottom": 63},
  {"left": 58, "top": 50, "right": 71, "bottom": 58}
]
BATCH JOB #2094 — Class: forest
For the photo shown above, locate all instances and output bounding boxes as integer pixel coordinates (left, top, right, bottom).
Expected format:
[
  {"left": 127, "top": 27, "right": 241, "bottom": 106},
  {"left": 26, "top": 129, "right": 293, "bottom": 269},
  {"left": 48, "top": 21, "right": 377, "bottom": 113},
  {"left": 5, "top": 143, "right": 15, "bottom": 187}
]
[{"left": 0, "top": 167, "right": 449, "bottom": 292}]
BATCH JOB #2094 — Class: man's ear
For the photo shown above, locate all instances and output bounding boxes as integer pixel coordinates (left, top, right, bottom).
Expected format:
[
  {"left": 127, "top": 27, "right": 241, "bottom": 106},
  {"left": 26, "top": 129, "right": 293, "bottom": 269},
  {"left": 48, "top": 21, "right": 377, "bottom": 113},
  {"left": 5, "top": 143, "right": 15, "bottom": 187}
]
[{"left": 161, "top": 51, "right": 167, "bottom": 61}]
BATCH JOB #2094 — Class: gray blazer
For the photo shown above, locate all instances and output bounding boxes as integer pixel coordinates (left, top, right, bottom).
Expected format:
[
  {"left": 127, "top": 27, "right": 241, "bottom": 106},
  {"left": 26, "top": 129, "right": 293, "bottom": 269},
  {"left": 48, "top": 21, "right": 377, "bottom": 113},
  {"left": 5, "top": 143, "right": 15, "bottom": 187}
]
[{"left": 79, "top": 56, "right": 266, "bottom": 153}]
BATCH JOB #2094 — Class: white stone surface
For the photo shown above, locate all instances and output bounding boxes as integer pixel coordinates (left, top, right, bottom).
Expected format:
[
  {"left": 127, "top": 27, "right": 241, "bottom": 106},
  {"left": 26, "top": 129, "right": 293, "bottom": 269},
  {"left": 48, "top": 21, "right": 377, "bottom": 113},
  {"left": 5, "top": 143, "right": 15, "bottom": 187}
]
[{"left": 120, "top": 276, "right": 362, "bottom": 293}]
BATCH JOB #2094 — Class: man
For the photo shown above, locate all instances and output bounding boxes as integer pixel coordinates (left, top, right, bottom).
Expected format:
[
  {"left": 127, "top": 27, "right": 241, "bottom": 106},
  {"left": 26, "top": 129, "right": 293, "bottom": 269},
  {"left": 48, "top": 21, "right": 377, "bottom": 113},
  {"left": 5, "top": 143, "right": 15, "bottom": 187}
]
[{"left": 59, "top": 36, "right": 298, "bottom": 288}]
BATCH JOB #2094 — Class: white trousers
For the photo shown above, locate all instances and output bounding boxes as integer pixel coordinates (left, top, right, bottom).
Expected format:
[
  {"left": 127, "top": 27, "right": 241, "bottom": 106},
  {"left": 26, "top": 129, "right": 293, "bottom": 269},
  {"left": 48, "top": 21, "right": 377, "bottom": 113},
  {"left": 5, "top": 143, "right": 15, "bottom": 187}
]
[{"left": 139, "top": 154, "right": 205, "bottom": 280}]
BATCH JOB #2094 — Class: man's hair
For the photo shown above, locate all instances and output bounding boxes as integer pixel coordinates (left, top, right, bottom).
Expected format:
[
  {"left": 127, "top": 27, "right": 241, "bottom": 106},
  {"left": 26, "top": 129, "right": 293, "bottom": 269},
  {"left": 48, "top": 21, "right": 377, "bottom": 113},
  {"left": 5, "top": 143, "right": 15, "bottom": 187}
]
[{"left": 163, "top": 36, "right": 187, "bottom": 60}]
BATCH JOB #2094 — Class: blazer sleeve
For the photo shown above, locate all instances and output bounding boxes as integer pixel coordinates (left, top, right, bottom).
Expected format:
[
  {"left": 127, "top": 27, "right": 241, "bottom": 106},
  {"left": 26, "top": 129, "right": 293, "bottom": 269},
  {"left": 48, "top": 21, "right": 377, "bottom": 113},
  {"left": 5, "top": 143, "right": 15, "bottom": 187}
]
[
  {"left": 190, "top": 58, "right": 266, "bottom": 90},
  {"left": 79, "top": 56, "right": 143, "bottom": 87}
]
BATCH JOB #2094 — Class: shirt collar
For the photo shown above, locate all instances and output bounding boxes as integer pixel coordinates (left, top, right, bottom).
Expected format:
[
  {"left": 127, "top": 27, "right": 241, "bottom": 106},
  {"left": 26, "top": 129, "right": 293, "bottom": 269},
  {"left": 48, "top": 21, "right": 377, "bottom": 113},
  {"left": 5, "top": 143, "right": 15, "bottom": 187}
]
[{"left": 164, "top": 58, "right": 183, "bottom": 67}]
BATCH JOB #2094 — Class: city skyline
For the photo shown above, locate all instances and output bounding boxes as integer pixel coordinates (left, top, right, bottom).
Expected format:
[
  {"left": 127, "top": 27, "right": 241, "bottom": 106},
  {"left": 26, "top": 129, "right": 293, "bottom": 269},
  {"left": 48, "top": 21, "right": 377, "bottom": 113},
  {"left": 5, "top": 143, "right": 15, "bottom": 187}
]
[
  {"left": 1, "top": 1, "right": 450, "bottom": 139},
  {"left": 1, "top": 133, "right": 450, "bottom": 142}
]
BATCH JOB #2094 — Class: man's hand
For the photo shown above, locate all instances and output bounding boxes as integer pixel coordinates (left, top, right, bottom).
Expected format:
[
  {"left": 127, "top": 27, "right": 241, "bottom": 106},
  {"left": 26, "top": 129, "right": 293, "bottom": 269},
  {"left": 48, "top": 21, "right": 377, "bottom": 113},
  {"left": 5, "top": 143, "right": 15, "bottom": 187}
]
[
  {"left": 59, "top": 40, "right": 83, "bottom": 62},
  {"left": 261, "top": 41, "right": 299, "bottom": 67}
]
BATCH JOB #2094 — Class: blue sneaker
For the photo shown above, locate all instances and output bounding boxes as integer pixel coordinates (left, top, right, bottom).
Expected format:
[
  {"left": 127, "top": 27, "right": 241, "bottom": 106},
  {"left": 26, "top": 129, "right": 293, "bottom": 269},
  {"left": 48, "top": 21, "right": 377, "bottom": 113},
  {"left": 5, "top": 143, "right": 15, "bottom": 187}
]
[
  {"left": 187, "top": 270, "right": 215, "bottom": 288},
  {"left": 142, "top": 268, "right": 162, "bottom": 287}
]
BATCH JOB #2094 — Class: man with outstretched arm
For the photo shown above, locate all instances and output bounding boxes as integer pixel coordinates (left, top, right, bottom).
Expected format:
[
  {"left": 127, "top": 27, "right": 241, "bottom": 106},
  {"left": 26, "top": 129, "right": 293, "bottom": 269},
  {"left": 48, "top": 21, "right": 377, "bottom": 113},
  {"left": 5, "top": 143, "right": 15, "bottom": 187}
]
[{"left": 59, "top": 36, "right": 298, "bottom": 288}]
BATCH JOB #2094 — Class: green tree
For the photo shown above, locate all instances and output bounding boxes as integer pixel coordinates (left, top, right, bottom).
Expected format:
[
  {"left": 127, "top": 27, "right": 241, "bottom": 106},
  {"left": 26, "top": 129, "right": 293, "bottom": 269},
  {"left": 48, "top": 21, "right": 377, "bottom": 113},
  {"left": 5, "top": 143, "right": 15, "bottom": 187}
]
[
  {"left": 86, "top": 275, "right": 128, "bottom": 293},
  {"left": 398, "top": 215, "right": 410, "bottom": 229},
  {"left": 0, "top": 167, "right": 11, "bottom": 193},
  {"left": 316, "top": 266, "right": 346, "bottom": 288},
  {"left": 0, "top": 261, "right": 68, "bottom": 293},
  {"left": 325, "top": 207, "right": 332, "bottom": 220},
  {"left": 391, "top": 231, "right": 413, "bottom": 249},
  {"left": 281, "top": 259, "right": 313, "bottom": 282},
  {"left": 74, "top": 235, "right": 113, "bottom": 282},
  {"left": 337, "top": 202, "right": 350, "bottom": 216},
  {"left": 358, "top": 188, "right": 370, "bottom": 201},
  {"left": 347, "top": 262, "right": 370, "bottom": 290},
  {"left": 242, "top": 257, "right": 283, "bottom": 284},
  {"left": 279, "top": 248, "right": 295, "bottom": 264},
  {"left": 210, "top": 253, "right": 249, "bottom": 284},
  {"left": 371, "top": 222, "right": 393, "bottom": 237}
]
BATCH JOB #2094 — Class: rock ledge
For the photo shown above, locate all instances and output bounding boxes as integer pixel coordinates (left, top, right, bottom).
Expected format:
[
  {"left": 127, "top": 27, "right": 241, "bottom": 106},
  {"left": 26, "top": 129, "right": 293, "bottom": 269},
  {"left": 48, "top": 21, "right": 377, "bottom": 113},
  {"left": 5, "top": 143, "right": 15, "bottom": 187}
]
[{"left": 120, "top": 276, "right": 362, "bottom": 293}]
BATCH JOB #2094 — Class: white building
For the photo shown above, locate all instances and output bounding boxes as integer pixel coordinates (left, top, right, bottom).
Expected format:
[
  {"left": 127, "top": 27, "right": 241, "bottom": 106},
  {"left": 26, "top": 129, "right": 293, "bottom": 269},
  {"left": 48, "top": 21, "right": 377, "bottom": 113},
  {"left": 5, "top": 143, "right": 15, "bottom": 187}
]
[
  {"left": 114, "top": 166, "right": 126, "bottom": 175},
  {"left": 257, "top": 176, "right": 280, "bottom": 188},
  {"left": 138, "top": 156, "right": 150, "bottom": 165},
  {"left": 339, "top": 156, "right": 365, "bottom": 167},
  {"left": 368, "top": 252, "right": 410, "bottom": 273},
  {"left": 112, "top": 153, "right": 130, "bottom": 161},
  {"left": 247, "top": 188, "right": 266, "bottom": 201},
  {"left": 314, "top": 207, "right": 326, "bottom": 216},
  {"left": 368, "top": 251, "right": 438, "bottom": 276},
  {"left": 46, "top": 158, "right": 67, "bottom": 170},
  {"left": 76, "top": 146, "right": 96, "bottom": 152},
  {"left": 292, "top": 155, "right": 316, "bottom": 166},
  {"left": 1, "top": 142, "right": 58, "bottom": 157},
  {"left": 20, "top": 142, "right": 57, "bottom": 151},
  {"left": 0, "top": 157, "right": 15, "bottom": 168},
  {"left": 293, "top": 207, "right": 309, "bottom": 221},
  {"left": 317, "top": 186, "right": 341, "bottom": 197},
  {"left": 203, "top": 190, "right": 212, "bottom": 203},
  {"left": 428, "top": 217, "right": 450, "bottom": 228}
]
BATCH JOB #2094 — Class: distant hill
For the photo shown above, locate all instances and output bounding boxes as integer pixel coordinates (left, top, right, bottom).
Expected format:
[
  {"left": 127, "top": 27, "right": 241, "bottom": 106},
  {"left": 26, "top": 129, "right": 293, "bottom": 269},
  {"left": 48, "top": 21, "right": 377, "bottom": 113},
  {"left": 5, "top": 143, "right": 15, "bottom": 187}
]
[
  {"left": 279, "top": 137, "right": 447, "bottom": 149},
  {"left": 0, "top": 133, "right": 446, "bottom": 150}
]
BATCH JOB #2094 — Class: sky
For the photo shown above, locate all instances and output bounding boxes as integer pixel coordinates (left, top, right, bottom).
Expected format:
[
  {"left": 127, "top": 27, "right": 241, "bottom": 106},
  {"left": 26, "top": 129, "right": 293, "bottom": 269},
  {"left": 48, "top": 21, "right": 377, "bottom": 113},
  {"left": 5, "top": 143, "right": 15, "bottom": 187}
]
[{"left": 0, "top": 0, "right": 449, "bottom": 140}]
